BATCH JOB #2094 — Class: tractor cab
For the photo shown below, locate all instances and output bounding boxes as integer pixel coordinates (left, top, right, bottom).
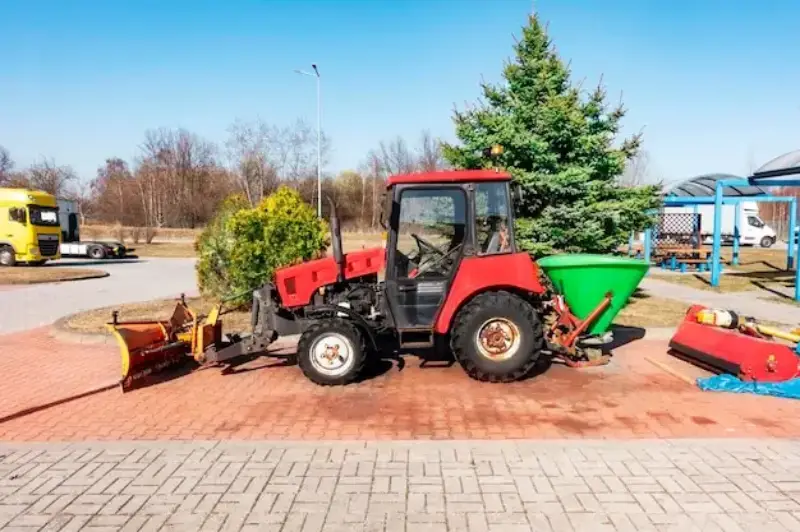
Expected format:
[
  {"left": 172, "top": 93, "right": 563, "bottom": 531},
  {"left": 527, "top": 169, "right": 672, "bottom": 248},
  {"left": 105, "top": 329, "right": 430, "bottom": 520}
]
[{"left": 382, "top": 170, "right": 518, "bottom": 343}]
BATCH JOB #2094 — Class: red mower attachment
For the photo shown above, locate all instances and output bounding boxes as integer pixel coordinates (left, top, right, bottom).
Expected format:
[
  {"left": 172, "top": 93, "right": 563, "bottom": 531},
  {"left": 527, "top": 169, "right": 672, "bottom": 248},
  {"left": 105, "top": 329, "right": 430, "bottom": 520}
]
[{"left": 669, "top": 304, "right": 800, "bottom": 382}]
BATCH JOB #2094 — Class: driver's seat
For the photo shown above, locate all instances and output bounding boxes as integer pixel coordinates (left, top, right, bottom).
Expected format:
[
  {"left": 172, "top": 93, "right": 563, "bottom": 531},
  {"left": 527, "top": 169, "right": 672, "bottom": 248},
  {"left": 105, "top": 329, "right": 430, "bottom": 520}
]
[{"left": 484, "top": 231, "right": 502, "bottom": 254}]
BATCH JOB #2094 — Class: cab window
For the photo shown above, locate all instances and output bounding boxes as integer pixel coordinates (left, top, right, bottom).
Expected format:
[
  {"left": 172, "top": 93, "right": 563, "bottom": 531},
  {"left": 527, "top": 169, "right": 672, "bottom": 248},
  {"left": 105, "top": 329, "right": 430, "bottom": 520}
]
[
  {"left": 8, "top": 207, "right": 26, "bottom": 224},
  {"left": 28, "top": 205, "right": 59, "bottom": 226},
  {"left": 475, "top": 182, "right": 512, "bottom": 254},
  {"left": 394, "top": 188, "right": 466, "bottom": 279},
  {"left": 747, "top": 216, "right": 765, "bottom": 228}
]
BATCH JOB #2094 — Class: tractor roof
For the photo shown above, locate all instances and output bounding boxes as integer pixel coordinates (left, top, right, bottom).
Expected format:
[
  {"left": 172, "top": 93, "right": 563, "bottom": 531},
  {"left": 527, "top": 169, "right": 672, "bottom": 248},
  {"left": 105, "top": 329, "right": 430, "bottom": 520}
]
[{"left": 386, "top": 169, "right": 512, "bottom": 188}]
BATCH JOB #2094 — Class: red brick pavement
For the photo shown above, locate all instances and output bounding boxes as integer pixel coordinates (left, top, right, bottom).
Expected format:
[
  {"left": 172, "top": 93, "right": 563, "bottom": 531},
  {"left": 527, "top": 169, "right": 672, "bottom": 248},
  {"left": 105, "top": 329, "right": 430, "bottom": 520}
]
[
  {"left": 2, "top": 331, "right": 800, "bottom": 441},
  {"left": 0, "top": 328, "right": 118, "bottom": 422}
]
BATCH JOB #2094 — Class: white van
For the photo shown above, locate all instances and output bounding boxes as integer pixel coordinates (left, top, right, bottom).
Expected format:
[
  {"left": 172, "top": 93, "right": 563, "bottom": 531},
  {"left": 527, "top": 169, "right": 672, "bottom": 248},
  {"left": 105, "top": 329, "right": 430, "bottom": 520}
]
[{"left": 664, "top": 201, "right": 777, "bottom": 248}]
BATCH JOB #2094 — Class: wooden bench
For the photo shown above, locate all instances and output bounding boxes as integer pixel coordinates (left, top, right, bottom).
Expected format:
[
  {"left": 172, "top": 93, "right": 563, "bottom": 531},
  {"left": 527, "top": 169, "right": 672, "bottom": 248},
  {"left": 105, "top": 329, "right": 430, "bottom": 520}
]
[{"left": 653, "top": 246, "right": 711, "bottom": 272}]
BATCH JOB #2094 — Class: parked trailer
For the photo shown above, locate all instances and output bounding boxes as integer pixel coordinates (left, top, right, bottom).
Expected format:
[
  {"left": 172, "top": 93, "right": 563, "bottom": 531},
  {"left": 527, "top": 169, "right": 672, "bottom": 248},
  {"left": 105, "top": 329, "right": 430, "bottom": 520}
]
[{"left": 57, "top": 199, "right": 126, "bottom": 259}]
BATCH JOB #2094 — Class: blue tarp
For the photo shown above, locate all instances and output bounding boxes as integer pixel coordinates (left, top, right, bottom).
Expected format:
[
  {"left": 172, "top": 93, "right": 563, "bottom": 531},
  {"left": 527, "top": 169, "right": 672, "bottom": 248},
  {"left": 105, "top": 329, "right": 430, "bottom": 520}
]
[{"left": 697, "top": 373, "right": 800, "bottom": 400}]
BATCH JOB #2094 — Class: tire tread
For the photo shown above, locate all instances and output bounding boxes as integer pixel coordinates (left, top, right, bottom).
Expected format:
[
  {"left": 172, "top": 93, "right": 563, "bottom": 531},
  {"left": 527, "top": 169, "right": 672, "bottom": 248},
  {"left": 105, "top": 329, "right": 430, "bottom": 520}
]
[
  {"left": 297, "top": 318, "right": 367, "bottom": 386},
  {"left": 450, "top": 290, "right": 544, "bottom": 383}
]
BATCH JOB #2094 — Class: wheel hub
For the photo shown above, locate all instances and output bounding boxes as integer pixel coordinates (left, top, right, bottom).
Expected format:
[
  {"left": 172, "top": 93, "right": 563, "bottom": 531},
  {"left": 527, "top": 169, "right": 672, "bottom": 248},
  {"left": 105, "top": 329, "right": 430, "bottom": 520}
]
[
  {"left": 322, "top": 343, "right": 341, "bottom": 363},
  {"left": 310, "top": 333, "right": 353, "bottom": 376},
  {"left": 476, "top": 318, "right": 521, "bottom": 361}
]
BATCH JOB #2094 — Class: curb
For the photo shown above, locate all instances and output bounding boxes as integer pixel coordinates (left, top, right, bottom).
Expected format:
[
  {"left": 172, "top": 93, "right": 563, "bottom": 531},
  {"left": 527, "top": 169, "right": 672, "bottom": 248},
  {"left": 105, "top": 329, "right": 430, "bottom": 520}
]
[
  {"left": 50, "top": 316, "right": 116, "bottom": 346},
  {"left": 1, "top": 270, "right": 110, "bottom": 287}
]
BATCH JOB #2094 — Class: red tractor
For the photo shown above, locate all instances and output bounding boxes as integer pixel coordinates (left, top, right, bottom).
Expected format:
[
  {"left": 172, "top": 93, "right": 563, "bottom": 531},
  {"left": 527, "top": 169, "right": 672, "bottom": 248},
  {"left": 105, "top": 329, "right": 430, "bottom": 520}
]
[{"left": 109, "top": 169, "right": 613, "bottom": 391}]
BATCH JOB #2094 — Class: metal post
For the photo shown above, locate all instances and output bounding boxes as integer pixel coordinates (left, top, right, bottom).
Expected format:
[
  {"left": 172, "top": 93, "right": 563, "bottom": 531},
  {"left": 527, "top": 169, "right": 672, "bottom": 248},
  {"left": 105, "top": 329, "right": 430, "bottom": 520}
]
[
  {"left": 711, "top": 182, "right": 724, "bottom": 287},
  {"left": 628, "top": 231, "right": 634, "bottom": 257},
  {"left": 644, "top": 228, "right": 652, "bottom": 270},
  {"left": 294, "top": 64, "right": 323, "bottom": 218},
  {"left": 795, "top": 213, "right": 800, "bottom": 302},
  {"left": 789, "top": 198, "right": 797, "bottom": 270},
  {"left": 315, "top": 67, "right": 322, "bottom": 219},
  {"left": 732, "top": 202, "right": 740, "bottom": 266}
]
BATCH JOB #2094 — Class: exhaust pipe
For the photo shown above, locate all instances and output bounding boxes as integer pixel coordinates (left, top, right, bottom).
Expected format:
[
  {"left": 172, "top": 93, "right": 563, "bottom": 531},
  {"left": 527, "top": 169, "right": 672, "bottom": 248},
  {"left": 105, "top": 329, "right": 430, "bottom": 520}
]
[{"left": 327, "top": 197, "right": 345, "bottom": 283}]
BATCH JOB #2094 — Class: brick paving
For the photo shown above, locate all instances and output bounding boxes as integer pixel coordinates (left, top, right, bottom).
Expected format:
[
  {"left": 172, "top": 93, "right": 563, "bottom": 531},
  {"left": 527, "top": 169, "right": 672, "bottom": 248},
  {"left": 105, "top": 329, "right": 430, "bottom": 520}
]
[
  {"left": 3, "top": 334, "right": 800, "bottom": 442},
  {"left": 2, "top": 439, "right": 800, "bottom": 531},
  {"left": 0, "top": 328, "right": 118, "bottom": 422}
]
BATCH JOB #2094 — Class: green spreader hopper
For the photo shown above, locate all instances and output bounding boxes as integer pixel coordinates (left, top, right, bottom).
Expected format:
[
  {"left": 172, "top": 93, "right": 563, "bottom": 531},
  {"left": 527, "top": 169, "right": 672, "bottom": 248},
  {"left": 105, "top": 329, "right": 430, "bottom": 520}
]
[{"left": 538, "top": 254, "right": 650, "bottom": 335}]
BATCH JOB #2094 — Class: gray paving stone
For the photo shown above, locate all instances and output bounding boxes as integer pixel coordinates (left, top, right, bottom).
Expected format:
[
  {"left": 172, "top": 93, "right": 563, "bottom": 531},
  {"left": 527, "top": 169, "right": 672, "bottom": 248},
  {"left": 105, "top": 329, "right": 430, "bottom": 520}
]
[{"left": 2, "top": 440, "right": 800, "bottom": 530}]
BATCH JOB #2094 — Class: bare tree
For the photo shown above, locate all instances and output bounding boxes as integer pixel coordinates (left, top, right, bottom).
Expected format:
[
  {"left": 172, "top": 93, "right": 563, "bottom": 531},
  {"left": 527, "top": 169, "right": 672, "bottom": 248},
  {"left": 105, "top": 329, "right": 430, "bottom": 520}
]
[
  {"left": 619, "top": 149, "right": 653, "bottom": 187},
  {"left": 26, "top": 158, "right": 77, "bottom": 196},
  {"left": 379, "top": 137, "right": 416, "bottom": 175},
  {"left": 90, "top": 158, "right": 138, "bottom": 226},
  {"left": 226, "top": 118, "right": 330, "bottom": 206},
  {"left": 416, "top": 130, "right": 448, "bottom": 172},
  {"left": 226, "top": 119, "right": 278, "bottom": 205},
  {"left": 138, "top": 128, "right": 221, "bottom": 229},
  {"left": 0, "top": 145, "right": 13, "bottom": 184}
]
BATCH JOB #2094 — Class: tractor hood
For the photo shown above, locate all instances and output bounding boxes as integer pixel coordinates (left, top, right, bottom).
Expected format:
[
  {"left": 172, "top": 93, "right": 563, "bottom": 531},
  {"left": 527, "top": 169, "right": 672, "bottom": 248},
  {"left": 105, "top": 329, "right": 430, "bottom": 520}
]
[{"left": 274, "top": 246, "right": 385, "bottom": 308}]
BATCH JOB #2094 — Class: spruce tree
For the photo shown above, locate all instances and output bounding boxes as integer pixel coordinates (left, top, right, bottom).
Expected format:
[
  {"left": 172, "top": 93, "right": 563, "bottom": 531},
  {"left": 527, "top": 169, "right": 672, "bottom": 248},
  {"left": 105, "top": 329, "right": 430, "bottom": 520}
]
[{"left": 442, "top": 14, "right": 661, "bottom": 256}]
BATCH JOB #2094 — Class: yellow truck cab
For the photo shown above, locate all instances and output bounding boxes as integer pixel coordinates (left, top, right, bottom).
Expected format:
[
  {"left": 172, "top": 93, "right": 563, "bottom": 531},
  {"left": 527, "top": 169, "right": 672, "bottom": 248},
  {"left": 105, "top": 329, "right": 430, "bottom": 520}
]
[{"left": 0, "top": 188, "right": 61, "bottom": 266}]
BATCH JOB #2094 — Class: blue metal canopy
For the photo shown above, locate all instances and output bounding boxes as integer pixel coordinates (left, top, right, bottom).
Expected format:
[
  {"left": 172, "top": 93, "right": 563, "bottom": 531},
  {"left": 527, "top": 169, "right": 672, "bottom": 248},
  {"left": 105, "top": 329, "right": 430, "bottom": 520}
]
[
  {"left": 752, "top": 149, "right": 800, "bottom": 180},
  {"left": 664, "top": 173, "right": 767, "bottom": 198}
]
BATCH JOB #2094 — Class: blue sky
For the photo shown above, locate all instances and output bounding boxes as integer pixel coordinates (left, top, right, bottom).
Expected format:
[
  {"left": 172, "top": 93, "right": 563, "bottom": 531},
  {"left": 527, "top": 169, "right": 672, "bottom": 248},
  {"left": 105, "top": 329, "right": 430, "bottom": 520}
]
[{"left": 1, "top": 0, "right": 798, "bottom": 184}]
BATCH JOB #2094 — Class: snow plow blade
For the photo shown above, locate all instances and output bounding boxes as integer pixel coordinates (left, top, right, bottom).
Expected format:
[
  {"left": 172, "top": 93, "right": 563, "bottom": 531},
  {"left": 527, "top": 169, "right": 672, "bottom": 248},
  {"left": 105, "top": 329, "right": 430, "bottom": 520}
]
[{"left": 106, "top": 299, "right": 197, "bottom": 392}]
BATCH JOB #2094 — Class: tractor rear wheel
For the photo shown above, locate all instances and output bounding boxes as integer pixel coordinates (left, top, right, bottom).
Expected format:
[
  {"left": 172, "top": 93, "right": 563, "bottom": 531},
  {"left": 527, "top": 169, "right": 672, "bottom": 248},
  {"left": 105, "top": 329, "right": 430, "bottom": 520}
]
[
  {"left": 451, "top": 290, "right": 544, "bottom": 383},
  {"left": 297, "top": 318, "right": 367, "bottom": 386}
]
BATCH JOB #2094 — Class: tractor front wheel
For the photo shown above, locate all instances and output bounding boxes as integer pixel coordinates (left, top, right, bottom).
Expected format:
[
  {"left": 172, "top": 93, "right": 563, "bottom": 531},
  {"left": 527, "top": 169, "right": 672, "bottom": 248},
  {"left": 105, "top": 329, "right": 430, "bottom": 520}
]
[
  {"left": 451, "top": 290, "right": 544, "bottom": 383},
  {"left": 297, "top": 318, "right": 367, "bottom": 386}
]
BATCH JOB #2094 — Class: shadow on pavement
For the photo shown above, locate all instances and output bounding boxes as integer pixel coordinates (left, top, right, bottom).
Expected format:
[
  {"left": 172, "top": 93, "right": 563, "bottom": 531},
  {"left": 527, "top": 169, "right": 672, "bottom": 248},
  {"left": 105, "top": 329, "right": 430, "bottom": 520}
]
[{"left": 609, "top": 325, "right": 646, "bottom": 349}]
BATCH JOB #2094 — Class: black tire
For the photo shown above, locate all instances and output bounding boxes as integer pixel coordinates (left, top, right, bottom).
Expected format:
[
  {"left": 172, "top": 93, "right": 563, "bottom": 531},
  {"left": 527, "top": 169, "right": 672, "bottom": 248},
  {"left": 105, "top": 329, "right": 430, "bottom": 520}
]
[
  {"left": 89, "top": 246, "right": 106, "bottom": 260},
  {"left": 0, "top": 246, "right": 15, "bottom": 267},
  {"left": 450, "top": 290, "right": 544, "bottom": 383},
  {"left": 760, "top": 236, "right": 775, "bottom": 249},
  {"left": 297, "top": 318, "right": 367, "bottom": 386}
]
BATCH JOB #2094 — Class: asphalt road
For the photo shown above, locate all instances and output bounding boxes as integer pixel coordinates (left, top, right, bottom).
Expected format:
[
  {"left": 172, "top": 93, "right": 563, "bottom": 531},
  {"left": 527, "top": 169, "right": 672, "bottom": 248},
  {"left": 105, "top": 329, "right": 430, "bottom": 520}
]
[{"left": 0, "top": 258, "right": 198, "bottom": 335}]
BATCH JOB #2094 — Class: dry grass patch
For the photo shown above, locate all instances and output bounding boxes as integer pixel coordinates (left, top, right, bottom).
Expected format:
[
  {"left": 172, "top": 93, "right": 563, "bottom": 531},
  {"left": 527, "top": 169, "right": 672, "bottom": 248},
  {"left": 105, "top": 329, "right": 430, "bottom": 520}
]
[
  {"left": 64, "top": 296, "right": 252, "bottom": 336},
  {"left": 0, "top": 266, "right": 108, "bottom": 285},
  {"left": 650, "top": 269, "right": 794, "bottom": 294},
  {"left": 647, "top": 246, "right": 796, "bottom": 294},
  {"left": 126, "top": 242, "right": 197, "bottom": 258},
  {"left": 613, "top": 291, "right": 692, "bottom": 328},
  {"left": 123, "top": 232, "right": 385, "bottom": 259}
]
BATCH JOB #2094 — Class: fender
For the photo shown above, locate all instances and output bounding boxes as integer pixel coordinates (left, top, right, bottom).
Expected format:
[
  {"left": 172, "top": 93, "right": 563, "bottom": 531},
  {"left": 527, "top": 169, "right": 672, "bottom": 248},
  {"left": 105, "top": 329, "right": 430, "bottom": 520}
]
[
  {"left": 434, "top": 252, "right": 546, "bottom": 334},
  {"left": 306, "top": 304, "right": 380, "bottom": 351}
]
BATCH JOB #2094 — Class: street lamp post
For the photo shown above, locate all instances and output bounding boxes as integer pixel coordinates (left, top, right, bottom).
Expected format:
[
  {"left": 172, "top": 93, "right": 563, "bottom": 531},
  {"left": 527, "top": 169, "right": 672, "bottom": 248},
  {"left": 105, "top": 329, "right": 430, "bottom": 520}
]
[{"left": 294, "top": 64, "right": 322, "bottom": 218}]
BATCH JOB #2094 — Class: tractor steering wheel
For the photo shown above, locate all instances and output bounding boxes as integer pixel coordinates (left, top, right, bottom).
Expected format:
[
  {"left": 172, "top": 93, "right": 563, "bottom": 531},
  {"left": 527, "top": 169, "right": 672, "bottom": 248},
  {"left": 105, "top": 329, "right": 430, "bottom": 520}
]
[
  {"left": 413, "top": 244, "right": 463, "bottom": 278},
  {"left": 411, "top": 233, "right": 446, "bottom": 256}
]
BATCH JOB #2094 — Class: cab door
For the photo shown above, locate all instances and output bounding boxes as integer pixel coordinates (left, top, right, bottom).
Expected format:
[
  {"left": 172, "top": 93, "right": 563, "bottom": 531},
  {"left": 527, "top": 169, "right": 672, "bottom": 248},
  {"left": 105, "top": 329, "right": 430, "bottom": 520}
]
[
  {"left": 1, "top": 206, "right": 28, "bottom": 258},
  {"left": 384, "top": 186, "right": 469, "bottom": 333}
]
